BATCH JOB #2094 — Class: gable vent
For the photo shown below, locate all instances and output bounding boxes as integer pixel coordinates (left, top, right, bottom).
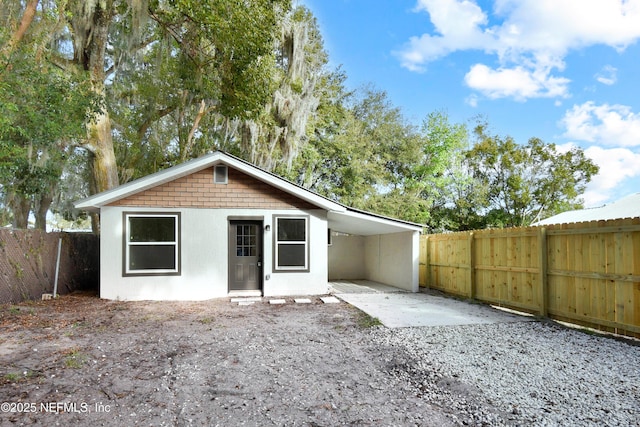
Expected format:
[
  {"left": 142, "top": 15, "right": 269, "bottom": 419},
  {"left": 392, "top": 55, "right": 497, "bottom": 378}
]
[{"left": 214, "top": 165, "right": 228, "bottom": 184}]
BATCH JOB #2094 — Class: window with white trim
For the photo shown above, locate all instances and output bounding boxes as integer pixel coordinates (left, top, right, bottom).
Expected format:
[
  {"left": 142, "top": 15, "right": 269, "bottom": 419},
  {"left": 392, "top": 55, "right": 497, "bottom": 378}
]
[
  {"left": 214, "top": 165, "right": 228, "bottom": 184},
  {"left": 124, "top": 213, "right": 180, "bottom": 275},
  {"left": 274, "top": 216, "right": 308, "bottom": 271}
]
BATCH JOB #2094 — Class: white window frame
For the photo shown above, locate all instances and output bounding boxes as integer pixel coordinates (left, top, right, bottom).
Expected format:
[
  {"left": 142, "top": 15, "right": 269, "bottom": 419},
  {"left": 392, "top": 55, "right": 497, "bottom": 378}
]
[
  {"left": 124, "top": 212, "right": 181, "bottom": 276},
  {"left": 273, "top": 215, "right": 309, "bottom": 272},
  {"left": 214, "top": 165, "right": 228, "bottom": 184}
]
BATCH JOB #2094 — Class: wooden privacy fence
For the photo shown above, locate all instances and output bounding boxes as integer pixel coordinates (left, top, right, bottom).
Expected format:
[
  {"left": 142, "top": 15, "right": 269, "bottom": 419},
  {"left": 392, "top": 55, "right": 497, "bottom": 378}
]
[{"left": 420, "top": 218, "right": 640, "bottom": 338}]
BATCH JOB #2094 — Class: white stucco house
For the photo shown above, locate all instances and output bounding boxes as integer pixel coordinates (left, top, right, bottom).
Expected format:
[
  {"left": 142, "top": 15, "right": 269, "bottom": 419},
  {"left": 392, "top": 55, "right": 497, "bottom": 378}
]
[{"left": 74, "top": 151, "right": 422, "bottom": 301}]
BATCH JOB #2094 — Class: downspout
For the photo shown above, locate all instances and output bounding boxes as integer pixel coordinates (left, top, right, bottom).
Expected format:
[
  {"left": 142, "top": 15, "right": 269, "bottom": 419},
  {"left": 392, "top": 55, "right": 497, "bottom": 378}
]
[{"left": 53, "top": 237, "right": 62, "bottom": 298}]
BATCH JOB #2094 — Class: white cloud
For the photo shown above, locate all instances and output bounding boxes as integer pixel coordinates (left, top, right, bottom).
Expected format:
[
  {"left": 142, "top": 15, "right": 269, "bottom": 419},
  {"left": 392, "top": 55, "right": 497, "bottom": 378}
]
[
  {"left": 595, "top": 65, "right": 617, "bottom": 85},
  {"left": 397, "top": 0, "right": 495, "bottom": 71},
  {"left": 492, "top": 0, "right": 640, "bottom": 55},
  {"left": 561, "top": 102, "right": 640, "bottom": 147},
  {"left": 464, "top": 64, "right": 570, "bottom": 100},
  {"left": 397, "top": 0, "right": 640, "bottom": 99},
  {"left": 465, "top": 93, "right": 479, "bottom": 107},
  {"left": 557, "top": 143, "right": 640, "bottom": 207},
  {"left": 585, "top": 146, "right": 640, "bottom": 206}
]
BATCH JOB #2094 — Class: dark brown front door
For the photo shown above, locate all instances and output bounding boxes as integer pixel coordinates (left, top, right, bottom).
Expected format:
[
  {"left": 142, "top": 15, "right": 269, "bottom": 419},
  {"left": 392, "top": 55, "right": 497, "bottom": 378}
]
[{"left": 228, "top": 221, "right": 262, "bottom": 292}]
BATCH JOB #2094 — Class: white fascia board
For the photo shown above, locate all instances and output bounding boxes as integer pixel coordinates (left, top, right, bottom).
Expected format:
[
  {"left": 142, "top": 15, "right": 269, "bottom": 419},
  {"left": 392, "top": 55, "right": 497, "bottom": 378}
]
[
  {"left": 74, "top": 153, "right": 223, "bottom": 210},
  {"left": 328, "top": 210, "right": 423, "bottom": 236}
]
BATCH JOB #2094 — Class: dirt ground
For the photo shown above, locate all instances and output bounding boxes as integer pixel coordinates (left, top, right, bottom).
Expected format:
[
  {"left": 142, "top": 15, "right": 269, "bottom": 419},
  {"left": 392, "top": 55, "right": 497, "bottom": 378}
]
[{"left": 0, "top": 292, "right": 461, "bottom": 426}]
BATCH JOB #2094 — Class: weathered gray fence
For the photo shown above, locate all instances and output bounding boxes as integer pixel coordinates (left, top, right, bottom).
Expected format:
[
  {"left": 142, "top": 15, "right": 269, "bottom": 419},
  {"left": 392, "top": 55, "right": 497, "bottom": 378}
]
[{"left": 0, "top": 229, "right": 99, "bottom": 303}]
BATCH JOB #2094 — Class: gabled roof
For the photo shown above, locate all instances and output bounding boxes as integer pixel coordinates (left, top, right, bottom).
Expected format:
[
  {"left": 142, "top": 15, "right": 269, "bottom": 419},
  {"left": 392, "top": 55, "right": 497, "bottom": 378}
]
[
  {"left": 534, "top": 193, "right": 640, "bottom": 225},
  {"left": 75, "top": 151, "right": 343, "bottom": 212},
  {"left": 74, "top": 151, "right": 423, "bottom": 235}
]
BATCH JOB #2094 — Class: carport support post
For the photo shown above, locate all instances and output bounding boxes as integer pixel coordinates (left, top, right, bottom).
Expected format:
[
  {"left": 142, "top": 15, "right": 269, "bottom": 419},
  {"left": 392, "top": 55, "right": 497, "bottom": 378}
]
[{"left": 468, "top": 232, "right": 475, "bottom": 299}]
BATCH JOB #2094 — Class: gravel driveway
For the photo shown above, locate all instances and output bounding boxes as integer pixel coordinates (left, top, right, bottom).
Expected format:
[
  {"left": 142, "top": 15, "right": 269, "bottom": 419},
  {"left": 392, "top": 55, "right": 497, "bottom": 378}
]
[
  {"left": 378, "top": 321, "right": 640, "bottom": 426},
  {"left": 0, "top": 292, "right": 638, "bottom": 426}
]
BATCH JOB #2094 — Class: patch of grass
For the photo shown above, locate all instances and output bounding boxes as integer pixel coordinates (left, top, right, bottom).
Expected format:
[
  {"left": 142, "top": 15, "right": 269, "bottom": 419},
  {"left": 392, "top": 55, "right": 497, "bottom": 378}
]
[
  {"left": 2, "top": 370, "right": 38, "bottom": 384},
  {"left": 72, "top": 321, "right": 87, "bottom": 328},
  {"left": 110, "top": 302, "right": 128, "bottom": 311},
  {"left": 64, "top": 320, "right": 88, "bottom": 336},
  {"left": 3, "top": 372, "right": 20, "bottom": 382},
  {"left": 198, "top": 317, "right": 214, "bottom": 325},
  {"left": 356, "top": 311, "right": 383, "bottom": 328},
  {"left": 63, "top": 348, "right": 88, "bottom": 369},
  {"left": 6, "top": 306, "right": 35, "bottom": 316}
]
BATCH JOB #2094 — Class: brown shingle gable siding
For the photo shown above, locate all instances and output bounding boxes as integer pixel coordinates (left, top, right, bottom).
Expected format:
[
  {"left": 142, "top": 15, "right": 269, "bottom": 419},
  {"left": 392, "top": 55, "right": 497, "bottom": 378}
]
[{"left": 108, "top": 167, "right": 316, "bottom": 210}]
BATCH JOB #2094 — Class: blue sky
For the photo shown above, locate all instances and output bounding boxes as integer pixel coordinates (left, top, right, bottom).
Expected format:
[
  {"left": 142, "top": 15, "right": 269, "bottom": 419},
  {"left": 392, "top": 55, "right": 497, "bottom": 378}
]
[{"left": 300, "top": 0, "right": 640, "bottom": 208}]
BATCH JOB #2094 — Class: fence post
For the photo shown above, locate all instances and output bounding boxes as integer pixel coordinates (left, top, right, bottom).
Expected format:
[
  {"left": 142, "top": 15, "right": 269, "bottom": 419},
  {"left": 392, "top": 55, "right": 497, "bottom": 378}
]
[
  {"left": 468, "top": 232, "right": 475, "bottom": 299},
  {"left": 425, "top": 236, "right": 431, "bottom": 289},
  {"left": 537, "top": 227, "right": 548, "bottom": 317}
]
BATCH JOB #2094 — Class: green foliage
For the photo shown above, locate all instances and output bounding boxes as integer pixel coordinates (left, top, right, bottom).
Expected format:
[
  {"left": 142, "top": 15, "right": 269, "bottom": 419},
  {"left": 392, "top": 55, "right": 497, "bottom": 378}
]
[
  {"left": 0, "top": 0, "right": 101, "bottom": 227},
  {"left": 461, "top": 124, "right": 599, "bottom": 228},
  {"left": 161, "top": 0, "right": 290, "bottom": 118},
  {"left": 63, "top": 348, "right": 88, "bottom": 368},
  {"left": 356, "top": 310, "right": 383, "bottom": 328},
  {"left": 109, "top": 0, "right": 294, "bottom": 181},
  {"left": 295, "top": 86, "right": 467, "bottom": 226},
  {"left": 0, "top": 1, "right": 599, "bottom": 234}
]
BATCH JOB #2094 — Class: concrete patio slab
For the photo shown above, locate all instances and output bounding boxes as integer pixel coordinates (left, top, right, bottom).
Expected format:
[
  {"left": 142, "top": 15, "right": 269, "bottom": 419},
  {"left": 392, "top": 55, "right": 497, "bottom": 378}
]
[
  {"left": 230, "top": 297, "right": 262, "bottom": 303},
  {"left": 336, "top": 291, "right": 533, "bottom": 328},
  {"left": 330, "top": 280, "right": 406, "bottom": 294}
]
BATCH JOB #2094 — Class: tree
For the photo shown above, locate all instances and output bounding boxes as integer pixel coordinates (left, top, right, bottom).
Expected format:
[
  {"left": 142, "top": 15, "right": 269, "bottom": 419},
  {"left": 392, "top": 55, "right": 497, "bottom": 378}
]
[
  {"left": 295, "top": 86, "right": 412, "bottom": 211},
  {"left": 110, "top": 3, "right": 320, "bottom": 184},
  {"left": 57, "top": 0, "right": 290, "bottom": 231},
  {"left": 0, "top": 0, "right": 99, "bottom": 229},
  {"left": 416, "top": 113, "right": 477, "bottom": 231},
  {"left": 464, "top": 124, "right": 599, "bottom": 228},
  {"left": 239, "top": 6, "right": 326, "bottom": 171},
  {"left": 294, "top": 86, "right": 466, "bottom": 226}
]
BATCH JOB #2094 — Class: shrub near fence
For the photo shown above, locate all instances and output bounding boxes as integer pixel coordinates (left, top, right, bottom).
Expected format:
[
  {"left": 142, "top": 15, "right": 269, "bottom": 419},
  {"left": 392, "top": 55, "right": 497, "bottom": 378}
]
[
  {"left": 420, "top": 218, "right": 640, "bottom": 338},
  {"left": 0, "top": 229, "right": 99, "bottom": 304}
]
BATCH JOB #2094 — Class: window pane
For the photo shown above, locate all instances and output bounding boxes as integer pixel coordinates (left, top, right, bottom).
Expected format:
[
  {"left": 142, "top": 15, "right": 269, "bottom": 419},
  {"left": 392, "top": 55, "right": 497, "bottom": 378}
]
[
  {"left": 277, "top": 218, "right": 306, "bottom": 241},
  {"left": 130, "top": 217, "right": 175, "bottom": 242},
  {"left": 130, "top": 245, "right": 176, "bottom": 270},
  {"left": 277, "top": 244, "right": 306, "bottom": 267}
]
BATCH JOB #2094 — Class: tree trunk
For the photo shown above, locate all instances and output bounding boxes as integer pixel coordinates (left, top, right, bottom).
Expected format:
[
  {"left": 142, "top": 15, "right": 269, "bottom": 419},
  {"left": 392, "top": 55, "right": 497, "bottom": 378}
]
[
  {"left": 69, "top": 0, "right": 118, "bottom": 234},
  {"left": 10, "top": 193, "right": 31, "bottom": 229},
  {"left": 34, "top": 192, "right": 53, "bottom": 230},
  {"left": 1, "top": 0, "right": 39, "bottom": 57},
  {"left": 88, "top": 113, "right": 119, "bottom": 192},
  {"left": 86, "top": 117, "right": 118, "bottom": 235}
]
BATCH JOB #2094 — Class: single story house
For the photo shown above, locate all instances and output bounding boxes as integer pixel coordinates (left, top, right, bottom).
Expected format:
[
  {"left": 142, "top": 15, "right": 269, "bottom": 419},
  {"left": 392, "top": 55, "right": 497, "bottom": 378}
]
[
  {"left": 74, "top": 151, "right": 422, "bottom": 301},
  {"left": 534, "top": 192, "right": 640, "bottom": 225}
]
